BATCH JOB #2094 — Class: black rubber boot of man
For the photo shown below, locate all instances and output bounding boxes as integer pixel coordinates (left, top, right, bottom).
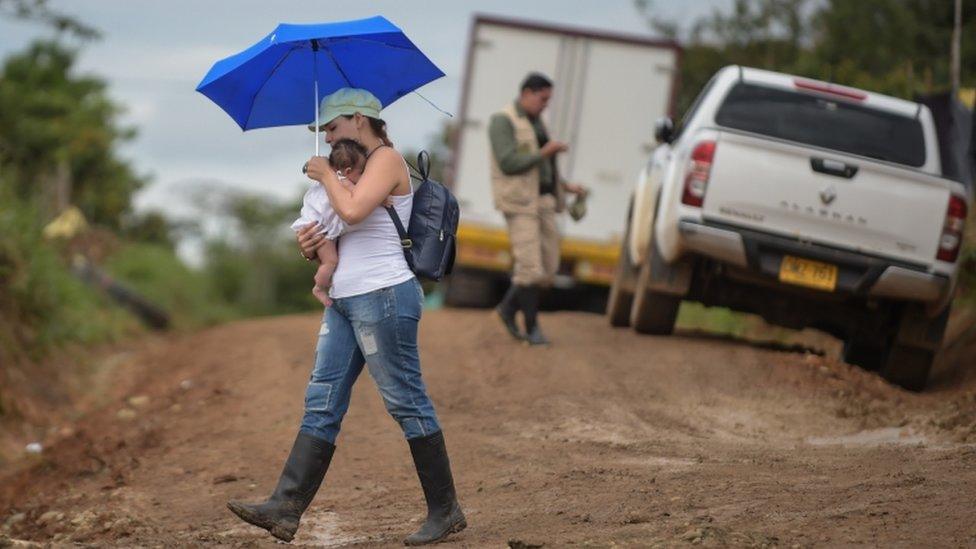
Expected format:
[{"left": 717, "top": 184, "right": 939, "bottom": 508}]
[
  {"left": 495, "top": 284, "right": 524, "bottom": 340},
  {"left": 518, "top": 285, "right": 550, "bottom": 346}
]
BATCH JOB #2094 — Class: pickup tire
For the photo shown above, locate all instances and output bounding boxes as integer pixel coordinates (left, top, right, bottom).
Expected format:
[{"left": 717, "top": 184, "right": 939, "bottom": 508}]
[
  {"left": 879, "top": 345, "right": 935, "bottom": 392},
  {"left": 877, "top": 304, "right": 950, "bottom": 392},
  {"left": 606, "top": 203, "right": 637, "bottom": 327},
  {"left": 629, "top": 238, "right": 682, "bottom": 335}
]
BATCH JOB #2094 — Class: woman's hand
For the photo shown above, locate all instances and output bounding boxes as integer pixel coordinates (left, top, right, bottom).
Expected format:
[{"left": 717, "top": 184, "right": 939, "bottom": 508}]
[
  {"left": 305, "top": 156, "right": 331, "bottom": 182},
  {"left": 297, "top": 222, "right": 325, "bottom": 260}
]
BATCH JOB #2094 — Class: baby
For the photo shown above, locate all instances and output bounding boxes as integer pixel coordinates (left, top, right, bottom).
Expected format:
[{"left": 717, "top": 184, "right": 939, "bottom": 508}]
[{"left": 291, "top": 138, "right": 367, "bottom": 307}]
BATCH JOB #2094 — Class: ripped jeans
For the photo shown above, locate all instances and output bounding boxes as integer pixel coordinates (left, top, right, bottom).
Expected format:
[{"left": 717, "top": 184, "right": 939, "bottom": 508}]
[{"left": 299, "top": 277, "right": 440, "bottom": 444}]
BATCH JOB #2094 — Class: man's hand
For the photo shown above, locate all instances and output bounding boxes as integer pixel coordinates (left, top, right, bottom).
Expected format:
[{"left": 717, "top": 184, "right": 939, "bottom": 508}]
[
  {"left": 564, "top": 182, "right": 588, "bottom": 196},
  {"left": 539, "top": 140, "right": 569, "bottom": 158},
  {"left": 305, "top": 156, "right": 331, "bottom": 182},
  {"left": 297, "top": 222, "right": 325, "bottom": 260}
]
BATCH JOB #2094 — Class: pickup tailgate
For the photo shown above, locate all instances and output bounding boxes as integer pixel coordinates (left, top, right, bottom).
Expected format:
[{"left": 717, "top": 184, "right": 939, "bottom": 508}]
[{"left": 702, "top": 131, "right": 950, "bottom": 266}]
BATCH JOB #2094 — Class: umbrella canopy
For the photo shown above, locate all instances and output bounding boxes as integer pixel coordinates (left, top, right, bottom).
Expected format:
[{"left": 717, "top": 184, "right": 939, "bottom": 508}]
[{"left": 196, "top": 16, "right": 444, "bottom": 132}]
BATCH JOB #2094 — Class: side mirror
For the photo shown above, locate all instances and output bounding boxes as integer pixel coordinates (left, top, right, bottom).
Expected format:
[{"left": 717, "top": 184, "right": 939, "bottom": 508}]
[{"left": 654, "top": 117, "right": 675, "bottom": 144}]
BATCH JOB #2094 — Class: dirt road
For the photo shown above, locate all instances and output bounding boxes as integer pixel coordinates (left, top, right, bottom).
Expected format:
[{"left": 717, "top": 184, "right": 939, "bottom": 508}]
[{"left": 2, "top": 309, "right": 976, "bottom": 547}]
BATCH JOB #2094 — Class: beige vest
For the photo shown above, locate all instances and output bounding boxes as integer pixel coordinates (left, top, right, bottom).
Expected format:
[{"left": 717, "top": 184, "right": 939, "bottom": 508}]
[{"left": 490, "top": 103, "right": 565, "bottom": 215}]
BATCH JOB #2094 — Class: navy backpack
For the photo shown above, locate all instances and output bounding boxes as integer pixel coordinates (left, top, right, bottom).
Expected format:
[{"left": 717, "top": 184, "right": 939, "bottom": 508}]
[{"left": 386, "top": 151, "right": 459, "bottom": 281}]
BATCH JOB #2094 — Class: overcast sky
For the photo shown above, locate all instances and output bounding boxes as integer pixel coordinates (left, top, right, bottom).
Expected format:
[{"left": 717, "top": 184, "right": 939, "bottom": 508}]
[{"left": 1, "top": 1, "right": 727, "bottom": 227}]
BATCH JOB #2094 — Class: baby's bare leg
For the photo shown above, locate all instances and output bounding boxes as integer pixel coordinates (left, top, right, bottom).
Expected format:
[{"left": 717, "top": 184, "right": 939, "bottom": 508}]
[{"left": 312, "top": 239, "right": 338, "bottom": 307}]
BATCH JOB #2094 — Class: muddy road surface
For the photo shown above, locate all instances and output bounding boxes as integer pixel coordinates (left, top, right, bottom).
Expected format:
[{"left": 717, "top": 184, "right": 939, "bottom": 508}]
[{"left": 2, "top": 309, "right": 976, "bottom": 547}]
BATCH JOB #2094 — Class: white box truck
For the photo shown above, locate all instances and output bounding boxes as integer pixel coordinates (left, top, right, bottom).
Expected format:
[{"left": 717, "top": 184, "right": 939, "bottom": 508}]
[{"left": 444, "top": 15, "right": 680, "bottom": 310}]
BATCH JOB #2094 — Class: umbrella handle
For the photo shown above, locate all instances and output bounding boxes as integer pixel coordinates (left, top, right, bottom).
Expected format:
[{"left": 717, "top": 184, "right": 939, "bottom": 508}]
[{"left": 312, "top": 63, "right": 319, "bottom": 158}]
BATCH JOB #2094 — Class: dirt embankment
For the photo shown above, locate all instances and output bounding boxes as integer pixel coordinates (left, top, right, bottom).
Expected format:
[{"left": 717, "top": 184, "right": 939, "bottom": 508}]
[{"left": 2, "top": 309, "right": 976, "bottom": 547}]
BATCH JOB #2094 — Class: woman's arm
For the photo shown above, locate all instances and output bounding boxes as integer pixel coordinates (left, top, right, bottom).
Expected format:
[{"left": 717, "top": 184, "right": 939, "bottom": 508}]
[{"left": 305, "top": 149, "right": 400, "bottom": 225}]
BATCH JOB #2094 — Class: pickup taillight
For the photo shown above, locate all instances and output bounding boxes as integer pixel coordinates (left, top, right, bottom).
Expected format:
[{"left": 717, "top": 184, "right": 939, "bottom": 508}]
[
  {"left": 681, "top": 140, "right": 716, "bottom": 207},
  {"left": 936, "top": 194, "right": 967, "bottom": 263}
]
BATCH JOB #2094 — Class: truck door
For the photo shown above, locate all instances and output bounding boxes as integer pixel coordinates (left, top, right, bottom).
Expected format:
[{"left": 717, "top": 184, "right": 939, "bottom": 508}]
[{"left": 559, "top": 38, "right": 677, "bottom": 243}]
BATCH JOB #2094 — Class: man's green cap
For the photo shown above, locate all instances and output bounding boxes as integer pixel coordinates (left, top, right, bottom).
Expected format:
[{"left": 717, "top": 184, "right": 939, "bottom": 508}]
[{"left": 308, "top": 87, "right": 382, "bottom": 131}]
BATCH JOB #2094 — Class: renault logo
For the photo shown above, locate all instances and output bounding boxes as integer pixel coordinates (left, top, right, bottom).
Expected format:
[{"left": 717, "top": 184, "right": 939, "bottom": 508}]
[{"left": 819, "top": 185, "right": 837, "bottom": 205}]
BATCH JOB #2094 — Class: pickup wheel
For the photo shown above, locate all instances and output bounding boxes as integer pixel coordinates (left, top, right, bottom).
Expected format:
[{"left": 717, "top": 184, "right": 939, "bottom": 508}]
[
  {"left": 629, "top": 239, "right": 681, "bottom": 335},
  {"left": 879, "top": 344, "right": 935, "bottom": 392},
  {"left": 877, "top": 304, "right": 949, "bottom": 392},
  {"left": 606, "top": 204, "right": 637, "bottom": 327}
]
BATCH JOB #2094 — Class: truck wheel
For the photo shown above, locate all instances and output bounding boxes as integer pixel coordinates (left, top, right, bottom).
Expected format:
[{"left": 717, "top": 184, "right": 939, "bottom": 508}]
[
  {"left": 631, "top": 285, "right": 681, "bottom": 335},
  {"left": 629, "top": 239, "right": 681, "bottom": 335},
  {"left": 443, "top": 268, "right": 497, "bottom": 308},
  {"left": 580, "top": 286, "right": 610, "bottom": 314},
  {"left": 876, "top": 304, "right": 950, "bottom": 391},
  {"left": 606, "top": 208, "right": 637, "bottom": 327},
  {"left": 841, "top": 335, "right": 885, "bottom": 371},
  {"left": 879, "top": 344, "right": 935, "bottom": 392}
]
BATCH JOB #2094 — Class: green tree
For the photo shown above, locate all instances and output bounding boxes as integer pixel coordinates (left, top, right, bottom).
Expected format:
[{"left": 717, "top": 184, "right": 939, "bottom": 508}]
[
  {"left": 809, "top": 0, "right": 976, "bottom": 98},
  {"left": 639, "top": 0, "right": 976, "bottom": 115},
  {"left": 0, "top": 40, "right": 146, "bottom": 228},
  {"left": 190, "top": 187, "right": 321, "bottom": 316},
  {"left": 0, "top": 0, "right": 99, "bottom": 40}
]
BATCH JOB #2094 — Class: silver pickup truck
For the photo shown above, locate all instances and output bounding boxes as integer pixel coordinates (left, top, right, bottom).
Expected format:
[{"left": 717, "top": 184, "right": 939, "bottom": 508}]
[{"left": 608, "top": 65, "right": 972, "bottom": 391}]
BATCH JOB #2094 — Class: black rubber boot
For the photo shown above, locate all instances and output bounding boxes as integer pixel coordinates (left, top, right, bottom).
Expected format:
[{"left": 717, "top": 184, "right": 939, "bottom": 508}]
[
  {"left": 404, "top": 431, "right": 467, "bottom": 545},
  {"left": 524, "top": 324, "right": 551, "bottom": 346},
  {"left": 227, "top": 432, "right": 335, "bottom": 543},
  {"left": 518, "top": 285, "right": 550, "bottom": 346},
  {"left": 495, "top": 284, "right": 524, "bottom": 341}
]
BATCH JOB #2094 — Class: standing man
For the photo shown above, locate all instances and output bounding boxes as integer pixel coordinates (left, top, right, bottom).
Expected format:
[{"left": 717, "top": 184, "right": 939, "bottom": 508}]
[{"left": 488, "top": 72, "right": 587, "bottom": 346}]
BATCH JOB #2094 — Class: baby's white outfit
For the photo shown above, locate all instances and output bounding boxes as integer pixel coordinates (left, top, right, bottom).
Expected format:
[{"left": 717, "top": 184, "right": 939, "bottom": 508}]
[{"left": 290, "top": 181, "right": 346, "bottom": 240}]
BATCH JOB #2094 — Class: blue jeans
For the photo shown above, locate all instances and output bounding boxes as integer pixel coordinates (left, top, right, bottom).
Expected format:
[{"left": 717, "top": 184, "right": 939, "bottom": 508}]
[{"left": 299, "top": 278, "right": 440, "bottom": 444}]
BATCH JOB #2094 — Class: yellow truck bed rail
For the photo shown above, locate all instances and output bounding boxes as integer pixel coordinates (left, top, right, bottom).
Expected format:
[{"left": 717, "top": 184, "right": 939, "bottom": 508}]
[{"left": 456, "top": 222, "right": 619, "bottom": 286}]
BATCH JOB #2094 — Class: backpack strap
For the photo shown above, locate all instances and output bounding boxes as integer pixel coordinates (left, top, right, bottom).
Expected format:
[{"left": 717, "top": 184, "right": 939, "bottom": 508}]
[
  {"left": 404, "top": 150, "right": 431, "bottom": 183},
  {"left": 416, "top": 150, "right": 430, "bottom": 181},
  {"left": 383, "top": 148, "right": 432, "bottom": 273},
  {"left": 386, "top": 205, "right": 415, "bottom": 270}
]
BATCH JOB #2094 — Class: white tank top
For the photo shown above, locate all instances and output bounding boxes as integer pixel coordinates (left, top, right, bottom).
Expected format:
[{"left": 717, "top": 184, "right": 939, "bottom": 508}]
[{"left": 330, "top": 161, "right": 415, "bottom": 299}]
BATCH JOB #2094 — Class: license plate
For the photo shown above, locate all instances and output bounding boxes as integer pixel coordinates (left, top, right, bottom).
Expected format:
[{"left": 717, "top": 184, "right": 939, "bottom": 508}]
[{"left": 778, "top": 255, "right": 838, "bottom": 291}]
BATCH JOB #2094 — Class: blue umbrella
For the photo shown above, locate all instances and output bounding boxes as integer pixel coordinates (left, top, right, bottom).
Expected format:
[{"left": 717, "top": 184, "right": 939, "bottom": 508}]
[{"left": 196, "top": 15, "right": 444, "bottom": 154}]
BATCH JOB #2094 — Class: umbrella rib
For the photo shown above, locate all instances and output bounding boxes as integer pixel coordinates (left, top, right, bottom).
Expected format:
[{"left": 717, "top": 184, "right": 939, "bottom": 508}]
[
  {"left": 328, "top": 37, "right": 426, "bottom": 53},
  {"left": 321, "top": 44, "right": 355, "bottom": 89},
  {"left": 244, "top": 45, "right": 303, "bottom": 129}
]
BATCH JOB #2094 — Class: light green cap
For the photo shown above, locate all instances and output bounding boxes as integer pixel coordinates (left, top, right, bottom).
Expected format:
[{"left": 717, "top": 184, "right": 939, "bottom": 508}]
[{"left": 308, "top": 87, "right": 382, "bottom": 131}]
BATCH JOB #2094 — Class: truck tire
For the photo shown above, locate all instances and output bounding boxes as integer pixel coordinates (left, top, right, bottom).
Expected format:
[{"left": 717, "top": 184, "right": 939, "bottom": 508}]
[
  {"left": 580, "top": 286, "right": 610, "bottom": 314},
  {"left": 879, "top": 344, "right": 935, "bottom": 392},
  {"left": 877, "top": 304, "right": 949, "bottom": 392},
  {"left": 631, "top": 286, "right": 681, "bottom": 334},
  {"left": 443, "top": 268, "right": 497, "bottom": 308},
  {"left": 606, "top": 206, "right": 637, "bottom": 327},
  {"left": 629, "top": 239, "right": 681, "bottom": 335}
]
